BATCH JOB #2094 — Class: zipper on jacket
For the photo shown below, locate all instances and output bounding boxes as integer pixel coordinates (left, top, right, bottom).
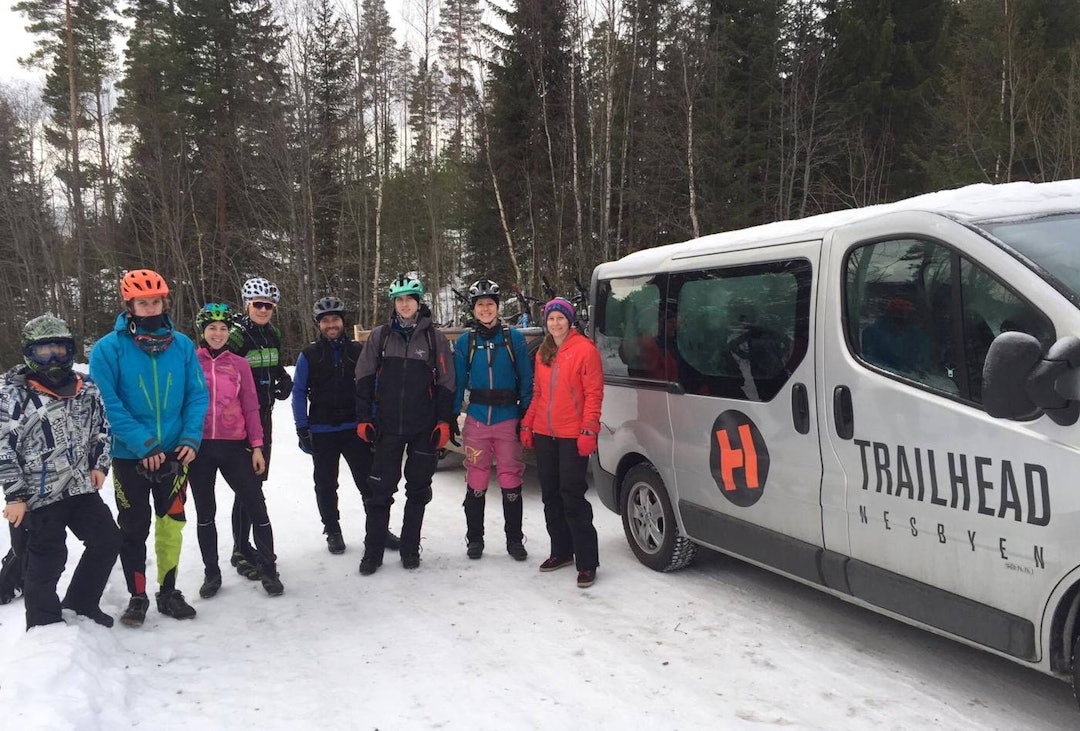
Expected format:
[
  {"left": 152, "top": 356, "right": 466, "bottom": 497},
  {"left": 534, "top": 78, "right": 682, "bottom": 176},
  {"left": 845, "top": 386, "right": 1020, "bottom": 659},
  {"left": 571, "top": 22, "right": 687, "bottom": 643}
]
[
  {"left": 209, "top": 357, "right": 218, "bottom": 439},
  {"left": 546, "top": 355, "right": 559, "bottom": 434},
  {"left": 486, "top": 337, "right": 494, "bottom": 425}
]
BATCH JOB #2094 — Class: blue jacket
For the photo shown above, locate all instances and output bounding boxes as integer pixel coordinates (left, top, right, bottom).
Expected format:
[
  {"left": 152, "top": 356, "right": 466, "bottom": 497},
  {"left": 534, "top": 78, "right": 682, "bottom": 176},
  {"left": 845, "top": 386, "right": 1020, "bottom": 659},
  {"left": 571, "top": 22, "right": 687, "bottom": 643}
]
[
  {"left": 89, "top": 313, "right": 209, "bottom": 460},
  {"left": 453, "top": 324, "right": 533, "bottom": 425}
]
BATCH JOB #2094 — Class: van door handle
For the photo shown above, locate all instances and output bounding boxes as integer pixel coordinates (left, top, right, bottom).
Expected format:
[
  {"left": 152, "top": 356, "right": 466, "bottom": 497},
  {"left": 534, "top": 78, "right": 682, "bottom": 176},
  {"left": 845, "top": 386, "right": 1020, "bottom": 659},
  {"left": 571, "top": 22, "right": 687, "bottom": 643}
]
[
  {"left": 833, "top": 385, "right": 853, "bottom": 440},
  {"left": 791, "top": 383, "right": 810, "bottom": 434}
]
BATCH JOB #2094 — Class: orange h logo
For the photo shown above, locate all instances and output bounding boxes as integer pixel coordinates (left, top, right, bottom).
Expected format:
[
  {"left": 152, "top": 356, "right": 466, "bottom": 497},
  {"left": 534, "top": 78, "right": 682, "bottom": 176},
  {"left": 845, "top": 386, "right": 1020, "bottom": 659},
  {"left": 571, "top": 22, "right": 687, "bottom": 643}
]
[{"left": 716, "top": 425, "right": 760, "bottom": 491}]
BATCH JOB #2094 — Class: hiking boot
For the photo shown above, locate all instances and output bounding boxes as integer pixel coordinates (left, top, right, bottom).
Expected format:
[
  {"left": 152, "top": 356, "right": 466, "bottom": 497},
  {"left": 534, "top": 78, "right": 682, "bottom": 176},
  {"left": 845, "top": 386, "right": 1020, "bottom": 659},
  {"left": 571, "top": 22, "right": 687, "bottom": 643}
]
[
  {"left": 231, "top": 550, "right": 261, "bottom": 581},
  {"left": 539, "top": 556, "right": 574, "bottom": 572},
  {"left": 61, "top": 600, "right": 114, "bottom": 628},
  {"left": 326, "top": 532, "right": 346, "bottom": 555},
  {"left": 385, "top": 531, "right": 401, "bottom": 550},
  {"left": 358, "top": 553, "right": 383, "bottom": 576},
  {"left": 260, "top": 570, "right": 284, "bottom": 597},
  {"left": 466, "top": 540, "right": 484, "bottom": 560},
  {"left": 199, "top": 571, "right": 223, "bottom": 599},
  {"left": 507, "top": 539, "right": 528, "bottom": 562},
  {"left": 401, "top": 552, "right": 421, "bottom": 570},
  {"left": 577, "top": 570, "right": 596, "bottom": 588},
  {"left": 156, "top": 589, "right": 197, "bottom": 620},
  {"left": 120, "top": 594, "right": 150, "bottom": 627}
]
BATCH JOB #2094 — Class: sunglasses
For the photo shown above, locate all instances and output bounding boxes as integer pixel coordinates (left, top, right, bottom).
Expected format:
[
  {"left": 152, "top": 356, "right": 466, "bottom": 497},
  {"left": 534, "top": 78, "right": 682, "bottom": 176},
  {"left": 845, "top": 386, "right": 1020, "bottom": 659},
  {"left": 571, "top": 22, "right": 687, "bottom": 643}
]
[{"left": 251, "top": 302, "right": 275, "bottom": 311}]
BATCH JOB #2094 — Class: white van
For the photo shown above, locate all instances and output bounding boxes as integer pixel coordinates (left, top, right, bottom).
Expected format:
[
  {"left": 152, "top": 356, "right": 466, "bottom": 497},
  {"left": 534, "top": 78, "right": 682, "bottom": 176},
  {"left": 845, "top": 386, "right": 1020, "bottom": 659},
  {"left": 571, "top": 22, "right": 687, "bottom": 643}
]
[{"left": 589, "top": 179, "right": 1080, "bottom": 698}]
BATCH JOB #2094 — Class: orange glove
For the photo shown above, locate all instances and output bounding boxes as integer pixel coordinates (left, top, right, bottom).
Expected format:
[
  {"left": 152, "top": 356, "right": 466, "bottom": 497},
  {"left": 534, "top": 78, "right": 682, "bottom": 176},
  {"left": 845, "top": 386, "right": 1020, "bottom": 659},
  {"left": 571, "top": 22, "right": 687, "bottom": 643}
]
[
  {"left": 431, "top": 422, "right": 451, "bottom": 450},
  {"left": 520, "top": 426, "right": 534, "bottom": 450},
  {"left": 356, "top": 423, "right": 376, "bottom": 442}
]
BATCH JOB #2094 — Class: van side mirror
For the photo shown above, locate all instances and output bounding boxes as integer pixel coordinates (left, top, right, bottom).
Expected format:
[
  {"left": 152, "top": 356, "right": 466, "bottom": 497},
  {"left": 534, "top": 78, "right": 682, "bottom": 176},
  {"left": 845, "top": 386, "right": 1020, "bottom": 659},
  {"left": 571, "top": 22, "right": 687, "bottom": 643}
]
[{"left": 983, "top": 333, "right": 1080, "bottom": 426}]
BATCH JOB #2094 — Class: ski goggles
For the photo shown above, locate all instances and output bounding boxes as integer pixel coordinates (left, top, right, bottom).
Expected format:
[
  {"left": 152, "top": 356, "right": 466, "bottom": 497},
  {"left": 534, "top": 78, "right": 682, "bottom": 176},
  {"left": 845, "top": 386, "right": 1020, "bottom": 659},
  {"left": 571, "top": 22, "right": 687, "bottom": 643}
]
[{"left": 26, "top": 340, "right": 75, "bottom": 366}]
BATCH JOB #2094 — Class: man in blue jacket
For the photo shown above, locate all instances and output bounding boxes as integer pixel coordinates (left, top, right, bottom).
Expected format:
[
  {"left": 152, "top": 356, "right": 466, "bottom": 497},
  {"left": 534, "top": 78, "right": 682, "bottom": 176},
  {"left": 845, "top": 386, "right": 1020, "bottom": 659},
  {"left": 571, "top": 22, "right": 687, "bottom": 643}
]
[
  {"left": 89, "top": 269, "right": 208, "bottom": 627},
  {"left": 452, "top": 279, "right": 534, "bottom": 560}
]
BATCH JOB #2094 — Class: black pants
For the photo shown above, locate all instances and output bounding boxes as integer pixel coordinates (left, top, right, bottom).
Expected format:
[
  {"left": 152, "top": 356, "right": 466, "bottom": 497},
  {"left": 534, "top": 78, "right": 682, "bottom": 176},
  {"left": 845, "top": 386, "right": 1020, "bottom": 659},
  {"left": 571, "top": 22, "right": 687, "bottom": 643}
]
[
  {"left": 0, "top": 521, "right": 29, "bottom": 603},
  {"left": 534, "top": 434, "right": 599, "bottom": 571},
  {"left": 113, "top": 458, "right": 189, "bottom": 596},
  {"left": 310, "top": 429, "right": 373, "bottom": 535},
  {"left": 364, "top": 431, "right": 437, "bottom": 555},
  {"left": 189, "top": 439, "right": 276, "bottom": 574},
  {"left": 232, "top": 405, "right": 273, "bottom": 559},
  {"left": 23, "top": 492, "right": 120, "bottom": 629}
]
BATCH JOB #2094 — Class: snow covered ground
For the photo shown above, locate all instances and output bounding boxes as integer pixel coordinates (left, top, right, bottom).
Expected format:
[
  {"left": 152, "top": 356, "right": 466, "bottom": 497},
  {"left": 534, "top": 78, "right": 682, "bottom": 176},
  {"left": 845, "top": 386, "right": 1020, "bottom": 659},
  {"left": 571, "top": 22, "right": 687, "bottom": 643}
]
[{"left": 1, "top": 397, "right": 1077, "bottom": 730}]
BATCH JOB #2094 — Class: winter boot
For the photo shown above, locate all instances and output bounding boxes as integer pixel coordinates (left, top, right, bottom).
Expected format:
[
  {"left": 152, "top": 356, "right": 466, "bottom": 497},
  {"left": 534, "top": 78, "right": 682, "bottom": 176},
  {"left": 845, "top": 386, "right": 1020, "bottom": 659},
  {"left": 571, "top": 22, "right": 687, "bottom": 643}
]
[
  {"left": 61, "top": 600, "right": 114, "bottom": 628},
  {"left": 231, "top": 550, "right": 261, "bottom": 580},
  {"left": 325, "top": 531, "right": 346, "bottom": 555},
  {"left": 156, "top": 589, "right": 197, "bottom": 620},
  {"left": 503, "top": 487, "right": 527, "bottom": 561},
  {"left": 199, "top": 570, "right": 223, "bottom": 599},
  {"left": 401, "top": 546, "right": 422, "bottom": 570},
  {"left": 385, "top": 531, "right": 402, "bottom": 550},
  {"left": 120, "top": 594, "right": 150, "bottom": 627},
  {"left": 360, "top": 504, "right": 391, "bottom": 576},
  {"left": 260, "top": 567, "right": 284, "bottom": 597},
  {"left": 463, "top": 489, "right": 486, "bottom": 559}
]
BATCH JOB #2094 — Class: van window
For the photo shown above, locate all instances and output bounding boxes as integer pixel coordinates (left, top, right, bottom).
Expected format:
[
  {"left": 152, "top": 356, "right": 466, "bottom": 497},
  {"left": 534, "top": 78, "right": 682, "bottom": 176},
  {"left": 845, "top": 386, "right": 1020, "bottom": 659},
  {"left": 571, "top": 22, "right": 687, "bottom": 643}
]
[
  {"left": 594, "top": 276, "right": 664, "bottom": 379},
  {"left": 845, "top": 239, "right": 1053, "bottom": 402},
  {"left": 669, "top": 260, "right": 811, "bottom": 401}
]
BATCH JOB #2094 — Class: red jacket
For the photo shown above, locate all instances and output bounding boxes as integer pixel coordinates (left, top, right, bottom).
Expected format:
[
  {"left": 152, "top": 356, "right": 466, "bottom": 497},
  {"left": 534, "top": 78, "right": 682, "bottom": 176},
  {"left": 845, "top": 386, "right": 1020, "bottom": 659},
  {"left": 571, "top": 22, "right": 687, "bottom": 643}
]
[{"left": 522, "top": 330, "right": 603, "bottom": 439}]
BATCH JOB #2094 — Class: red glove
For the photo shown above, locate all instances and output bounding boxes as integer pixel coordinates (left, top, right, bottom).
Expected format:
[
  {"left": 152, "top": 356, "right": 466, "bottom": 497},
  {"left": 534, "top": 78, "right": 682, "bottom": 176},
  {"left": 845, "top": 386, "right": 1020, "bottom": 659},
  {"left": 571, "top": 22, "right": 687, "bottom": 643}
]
[
  {"left": 520, "top": 426, "right": 534, "bottom": 450},
  {"left": 356, "top": 423, "right": 376, "bottom": 442},
  {"left": 432, "top": 422, "right": 451, "bottom": 450},
  {"left": 577, "top": 430, "right": 597, "bottom": 457}
]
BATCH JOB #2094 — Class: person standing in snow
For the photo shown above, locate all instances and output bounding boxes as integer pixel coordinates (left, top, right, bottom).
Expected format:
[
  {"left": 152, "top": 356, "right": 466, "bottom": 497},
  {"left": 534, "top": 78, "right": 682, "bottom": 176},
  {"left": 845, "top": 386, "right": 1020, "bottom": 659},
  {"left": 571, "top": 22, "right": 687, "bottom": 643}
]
[
  {"left": 1, "top": 315, "right": 120, "bottom": 629},
  {"left": 226, "top": 277, "right": 291, "bottom": 582},
  {"left": 188, "top": 303, "right": 283, "bottom": 599},
  {"left": 354, "top": 275, "right": 455, "bottom": 574},
  {"left": 452, "top": 278, "right": 533, "bottom": 561},
  {"left": 520, "top": 297, "right": 603, "bottom": 589},
  {"left": 292, "top": 296, "right": 398, "bottom": 555},
  {"left": 89, "top": 269, "right": 209, "bottom": 627}
]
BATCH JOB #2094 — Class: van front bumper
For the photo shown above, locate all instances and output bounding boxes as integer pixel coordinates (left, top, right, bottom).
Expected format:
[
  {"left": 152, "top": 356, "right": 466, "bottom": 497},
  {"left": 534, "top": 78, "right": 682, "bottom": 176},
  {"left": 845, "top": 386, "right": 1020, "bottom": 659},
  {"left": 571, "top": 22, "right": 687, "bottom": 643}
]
[{"left": 589, "top": 455, "right": 618, "bottom": 513}]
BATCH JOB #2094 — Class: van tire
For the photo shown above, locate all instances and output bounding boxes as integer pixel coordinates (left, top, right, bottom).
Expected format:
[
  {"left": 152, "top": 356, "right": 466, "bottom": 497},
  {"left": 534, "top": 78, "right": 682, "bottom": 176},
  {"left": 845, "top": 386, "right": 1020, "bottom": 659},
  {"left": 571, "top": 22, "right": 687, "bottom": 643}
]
[
  {"left": 1072, "top": 634, "right": 1080, "bottom": 708},
  {"left": 621, "top": 463, "right": 697, "bottom": 572}
]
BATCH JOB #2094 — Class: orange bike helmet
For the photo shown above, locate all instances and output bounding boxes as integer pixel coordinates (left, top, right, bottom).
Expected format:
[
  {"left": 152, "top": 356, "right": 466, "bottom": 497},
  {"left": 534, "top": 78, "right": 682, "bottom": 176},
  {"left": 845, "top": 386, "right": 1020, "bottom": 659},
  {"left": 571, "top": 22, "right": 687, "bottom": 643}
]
[{"left": 121, "top": 269, "right": 170, "bottom": 301}]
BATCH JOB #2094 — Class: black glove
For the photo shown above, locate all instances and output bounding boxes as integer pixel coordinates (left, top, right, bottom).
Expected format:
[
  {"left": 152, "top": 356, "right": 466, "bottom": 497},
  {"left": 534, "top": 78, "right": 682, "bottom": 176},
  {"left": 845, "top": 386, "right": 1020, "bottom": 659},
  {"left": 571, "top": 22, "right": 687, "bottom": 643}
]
[
  {"left": 273, "top": 373, "right": 293, "bottom": 401},
  {"left": 297, "top": 427, "right": 313, "bottom": 455},
  {"left": 449, "top": 418, "right": 461, "bottom": 447}
]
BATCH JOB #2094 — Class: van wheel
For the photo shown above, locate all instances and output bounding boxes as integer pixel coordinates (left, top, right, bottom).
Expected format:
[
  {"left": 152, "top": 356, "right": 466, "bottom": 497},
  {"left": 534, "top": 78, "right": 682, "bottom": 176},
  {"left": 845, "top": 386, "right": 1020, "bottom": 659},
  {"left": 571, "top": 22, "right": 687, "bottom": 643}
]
[
  {"left": 1072, "top": 634, "right": 1080, "bottom": 708},
  {"left": 621, "top": 463, "right": 697, "bottom": 572}
]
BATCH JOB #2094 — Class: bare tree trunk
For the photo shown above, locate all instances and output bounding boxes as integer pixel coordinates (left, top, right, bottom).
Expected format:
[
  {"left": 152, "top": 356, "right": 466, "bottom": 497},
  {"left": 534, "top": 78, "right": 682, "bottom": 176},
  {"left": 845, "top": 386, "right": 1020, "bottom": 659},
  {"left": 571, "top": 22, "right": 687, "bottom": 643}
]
[
  {"left": 65, "top": 0, "right": 87, "bottom": 344},
  {"left": 478, "top": 98, "right": 522, "bottom": 286},
  {"left": 681, "top": 51, "right": 700, "bottom": 239}
]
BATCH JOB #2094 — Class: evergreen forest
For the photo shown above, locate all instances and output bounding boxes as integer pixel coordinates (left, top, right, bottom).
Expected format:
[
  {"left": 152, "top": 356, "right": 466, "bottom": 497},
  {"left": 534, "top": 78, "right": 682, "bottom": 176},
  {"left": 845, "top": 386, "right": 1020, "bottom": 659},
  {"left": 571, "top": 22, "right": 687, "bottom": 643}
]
[{"left": 1, "top": 0, "right": 1079, "bottom": 362}]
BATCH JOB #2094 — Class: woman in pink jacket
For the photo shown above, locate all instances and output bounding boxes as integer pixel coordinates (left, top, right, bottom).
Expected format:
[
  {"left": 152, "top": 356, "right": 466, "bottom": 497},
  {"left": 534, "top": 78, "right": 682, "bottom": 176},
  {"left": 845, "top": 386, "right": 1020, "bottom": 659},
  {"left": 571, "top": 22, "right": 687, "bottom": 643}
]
[
  {"left": 188, "top": 303, "right": 284, "bottom": 599},
  {"left": 520, "top": 298, "right": 604, "bottom": 588}
]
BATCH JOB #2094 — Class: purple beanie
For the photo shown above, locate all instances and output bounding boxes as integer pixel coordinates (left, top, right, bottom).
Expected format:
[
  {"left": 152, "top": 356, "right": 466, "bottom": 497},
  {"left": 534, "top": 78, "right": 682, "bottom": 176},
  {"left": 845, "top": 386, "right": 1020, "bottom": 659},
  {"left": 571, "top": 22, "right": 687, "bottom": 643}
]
[{"left": 543, "top": 297, "right": 575, "bottom": 323}]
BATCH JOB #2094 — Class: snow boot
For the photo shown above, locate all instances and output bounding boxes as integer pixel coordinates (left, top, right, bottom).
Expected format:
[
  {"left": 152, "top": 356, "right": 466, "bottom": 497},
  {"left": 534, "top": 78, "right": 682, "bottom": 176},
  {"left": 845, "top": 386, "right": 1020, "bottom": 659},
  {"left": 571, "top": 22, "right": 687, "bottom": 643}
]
[
  {"left": 156, "top": 589, "right": 197, "bottom": 620},
  {"left": 325, "top": 531, "right": 346, "bottom": 555},
  {"left": 260, "top": 567, "right": 284, "bottom": 596},
  {"left": 61, "top": 599, "right": 114, "bottom": 628},
  {"left": 385, "top": 531, "right": 402, "bottom": 550},
  {"left": 503, "top": 487, "right": 527, "bottom": 561},
  {"left": 231, "top": 550, "right": 261, "bottom": 580},
  {"left": 199, "top": 570, "right": 223, "bottom": 599},
  {"left": 464, "top": 489, "right": 485, "bottom": 559},
  {"left": 120, "top": 594, "right": 150, "bottom": 627}
]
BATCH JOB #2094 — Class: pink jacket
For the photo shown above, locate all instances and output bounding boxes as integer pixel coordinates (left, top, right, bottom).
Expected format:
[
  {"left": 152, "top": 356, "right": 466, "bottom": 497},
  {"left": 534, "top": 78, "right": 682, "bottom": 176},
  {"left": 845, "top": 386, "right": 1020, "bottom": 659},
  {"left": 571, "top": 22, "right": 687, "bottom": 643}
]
[{"left": 197, "top": 349, "right": 264, "bottom": 447}]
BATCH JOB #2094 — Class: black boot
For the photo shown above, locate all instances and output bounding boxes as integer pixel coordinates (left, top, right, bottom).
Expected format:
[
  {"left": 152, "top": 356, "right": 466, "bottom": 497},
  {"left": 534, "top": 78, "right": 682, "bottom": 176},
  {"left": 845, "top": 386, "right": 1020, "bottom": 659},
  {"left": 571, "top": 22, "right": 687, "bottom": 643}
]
[
  {"left": 260, "top": 566, "right": 284, "bottom": 596},
  {"left": 400, "top": 498, "right": 427, "bottom": 568},
  {"left": 463, "top": 489, "right": 486, "bottom": 559},
  {"left": 199, "top": 570, "right": 223, "bottom": 599},
  {"left": 120, "top": 594, "right": 150, "bottom": 627},
  {"left": 503, "top": 487, "right": 527, "bottom": 561},
  {"left": 360, "top": 505, "right": 390, "bottom": 576}
]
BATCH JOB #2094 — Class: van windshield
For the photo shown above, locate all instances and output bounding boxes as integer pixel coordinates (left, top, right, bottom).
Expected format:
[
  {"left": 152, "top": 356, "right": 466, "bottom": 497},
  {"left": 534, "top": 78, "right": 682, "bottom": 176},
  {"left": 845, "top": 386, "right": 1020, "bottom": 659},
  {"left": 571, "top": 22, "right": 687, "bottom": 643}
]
[{"left": 982, "top": 213, "right": 1080, "bottom": 301}]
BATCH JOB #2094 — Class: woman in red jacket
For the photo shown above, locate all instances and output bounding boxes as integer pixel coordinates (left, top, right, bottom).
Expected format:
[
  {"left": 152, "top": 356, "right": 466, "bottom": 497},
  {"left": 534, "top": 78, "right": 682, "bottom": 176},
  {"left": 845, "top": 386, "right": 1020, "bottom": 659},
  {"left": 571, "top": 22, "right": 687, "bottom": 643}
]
[{"left": 520, "top": 297, "right": 603, "bottom": 588}]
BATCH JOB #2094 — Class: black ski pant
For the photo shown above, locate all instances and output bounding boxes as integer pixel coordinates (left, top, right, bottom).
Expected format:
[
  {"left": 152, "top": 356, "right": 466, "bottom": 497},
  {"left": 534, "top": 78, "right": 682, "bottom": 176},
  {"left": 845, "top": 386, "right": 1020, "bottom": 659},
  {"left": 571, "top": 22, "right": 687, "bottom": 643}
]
[
  {"left": 310, "top": 428, "right": 373, "bottom": 536},
  {"left": 113, "top": 458, "right": 189, "bottom": 596},
  {"left": 364, "top": 430, "right": 437, "bottom": 557},
  {"left": 23, "top": 492, "right": 120, "bottom": 629},
  {"left": 534, "top": 434, "right": 599, "bottom": 571},
  {"left": 188, "top": 439, "right": 276, "bottom": 575},
  {"left": 232, "top": 405, "right": 273, "bottom": 561}
]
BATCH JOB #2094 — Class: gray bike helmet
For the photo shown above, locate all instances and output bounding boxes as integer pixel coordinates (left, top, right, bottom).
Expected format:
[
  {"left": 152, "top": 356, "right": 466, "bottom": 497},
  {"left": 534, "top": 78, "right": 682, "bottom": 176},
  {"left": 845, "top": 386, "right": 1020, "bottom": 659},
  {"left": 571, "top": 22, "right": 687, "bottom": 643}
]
[
  {"left": 312, "top": 296, "right": 346, "bottom": 323},
  {"left": 468, "top": 278, "right": 500, "bottom": 307}
]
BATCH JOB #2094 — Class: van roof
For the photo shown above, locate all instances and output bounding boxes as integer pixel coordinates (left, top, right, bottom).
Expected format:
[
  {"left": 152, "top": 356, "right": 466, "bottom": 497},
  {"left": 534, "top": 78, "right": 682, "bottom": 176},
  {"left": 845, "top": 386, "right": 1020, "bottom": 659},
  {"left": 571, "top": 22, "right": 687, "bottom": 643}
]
[{"left": 595, "top": 179, "right": 1080, "bottom": 278}]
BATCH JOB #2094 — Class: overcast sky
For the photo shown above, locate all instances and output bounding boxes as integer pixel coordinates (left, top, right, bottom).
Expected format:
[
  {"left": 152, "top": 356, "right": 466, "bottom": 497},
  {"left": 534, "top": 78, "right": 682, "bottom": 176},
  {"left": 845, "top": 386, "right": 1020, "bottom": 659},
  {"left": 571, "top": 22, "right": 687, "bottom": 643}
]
[{"left": 1, "top": 5, "right": 39, "bottom": 84}]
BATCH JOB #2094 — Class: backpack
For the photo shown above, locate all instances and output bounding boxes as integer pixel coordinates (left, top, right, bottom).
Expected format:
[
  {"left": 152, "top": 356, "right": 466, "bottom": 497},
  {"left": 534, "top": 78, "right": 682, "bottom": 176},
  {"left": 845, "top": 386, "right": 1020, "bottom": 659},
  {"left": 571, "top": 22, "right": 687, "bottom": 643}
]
[
  {"left": 376, "top": 322, "right": 441, "bottom": 387},
  {"left": 465, "top": 324, "right": 519, "bottom": 390}
]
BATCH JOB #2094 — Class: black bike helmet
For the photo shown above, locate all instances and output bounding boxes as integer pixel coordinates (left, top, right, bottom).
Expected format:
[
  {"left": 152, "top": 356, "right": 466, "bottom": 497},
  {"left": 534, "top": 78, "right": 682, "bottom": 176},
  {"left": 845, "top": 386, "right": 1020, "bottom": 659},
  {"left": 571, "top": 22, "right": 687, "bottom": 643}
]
[
  {"left": 468, "top": 278, "right": 501, "bottom": 307},
  {"left": 312, "top": 296, "right": 346, "bottom": 323}
]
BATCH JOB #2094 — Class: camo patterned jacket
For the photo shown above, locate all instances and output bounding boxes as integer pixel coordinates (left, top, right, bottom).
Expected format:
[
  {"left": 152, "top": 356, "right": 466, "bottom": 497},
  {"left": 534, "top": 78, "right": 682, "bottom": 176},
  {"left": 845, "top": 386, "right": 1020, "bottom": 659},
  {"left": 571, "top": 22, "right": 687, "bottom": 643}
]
[{"left": 0, "top": 366, "right": 112, "bottom": 511}]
